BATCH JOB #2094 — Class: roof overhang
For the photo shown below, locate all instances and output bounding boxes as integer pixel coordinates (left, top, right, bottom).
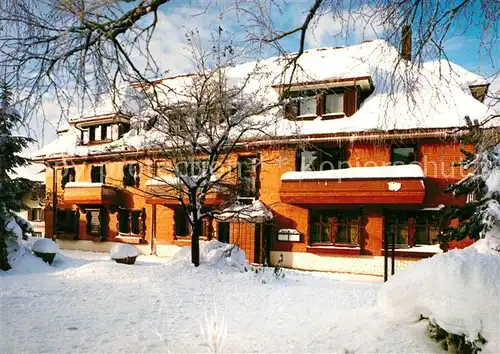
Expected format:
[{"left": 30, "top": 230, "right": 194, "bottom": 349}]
[
  {"left": 71, "top": 113, "right": 131, "bottom": 128},
  {"left": 272, "top": 76, "right": 373, "bottom": 94}
]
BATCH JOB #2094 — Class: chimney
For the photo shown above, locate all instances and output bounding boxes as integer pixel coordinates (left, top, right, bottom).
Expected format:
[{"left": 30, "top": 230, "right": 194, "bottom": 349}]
[{"left": 401, "top": 25, "right": 412, "bottom": 61}]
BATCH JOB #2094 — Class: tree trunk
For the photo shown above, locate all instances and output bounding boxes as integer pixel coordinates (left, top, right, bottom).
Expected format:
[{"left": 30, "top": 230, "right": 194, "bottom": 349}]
[
  {"left": 190, "top": 190, "right": 200, "bottom": 267},
  {"left": 0, "top": 237, "right": 11, "bottom": 271}
]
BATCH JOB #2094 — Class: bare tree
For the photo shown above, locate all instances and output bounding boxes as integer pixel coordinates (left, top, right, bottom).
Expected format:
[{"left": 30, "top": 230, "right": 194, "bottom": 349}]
[
  {"left": 125, "top": 31, "right": 282, "bottom": 266},
  {"left": 0, "top": 0, "right": 171, "bottom": 133},
  {"left": 2, "top": 0, "right": 498, "bottom": 127}
]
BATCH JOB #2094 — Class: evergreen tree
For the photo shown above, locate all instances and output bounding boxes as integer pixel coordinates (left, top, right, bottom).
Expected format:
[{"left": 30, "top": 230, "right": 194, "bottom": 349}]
[
  {"left": 441, "top": 116, "right": 500, "bottom": 248},
  {"left": 0, "top": 80, "right": 33, "bottom": 271}
]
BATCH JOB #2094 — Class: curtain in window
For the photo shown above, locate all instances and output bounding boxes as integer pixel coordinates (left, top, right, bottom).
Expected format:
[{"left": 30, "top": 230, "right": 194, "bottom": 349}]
[{"left": 325, "top": 93, "right": 343, "bottom": 114}]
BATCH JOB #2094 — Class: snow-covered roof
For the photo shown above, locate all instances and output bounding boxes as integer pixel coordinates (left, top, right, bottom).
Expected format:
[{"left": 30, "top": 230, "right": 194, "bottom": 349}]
[
  {"left": 11, "top": 163, "right": 45, "bottom": 183},
  {"left": 71, "top": 85, "right": 147, "bottom": 122},
  {"left": 34, "top": 40, "right": 499, "bottom": 160},
  {"left": 281, "top": 164, "right": 425, "bottom": 181}
]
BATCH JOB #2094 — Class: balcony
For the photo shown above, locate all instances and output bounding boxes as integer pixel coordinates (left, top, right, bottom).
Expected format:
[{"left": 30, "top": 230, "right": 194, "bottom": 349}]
[
  {"left": 63, "top": 182, "right": 119, "bottom": 206},
  {"left": 280, "top": 165, "right": 426, "bottom": 205}
]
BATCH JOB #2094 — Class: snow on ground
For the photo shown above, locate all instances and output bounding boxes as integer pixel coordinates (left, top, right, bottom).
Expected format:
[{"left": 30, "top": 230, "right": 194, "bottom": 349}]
[
  {"left": 0, "top": 243, "right": 444, "bottom": 353},
  {"left": 379, "top": 244, "right": 500, "bottom": 353}
]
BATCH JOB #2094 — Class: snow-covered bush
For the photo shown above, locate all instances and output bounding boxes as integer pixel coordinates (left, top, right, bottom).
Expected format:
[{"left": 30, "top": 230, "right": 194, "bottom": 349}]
[
  {"left": 110, "top": 244, "right": 139, "bottom": 264},
  {"left": 442, "top": 120, "right": 500, "bottom": 253},
  {"left": 31, "top": 238, "right": 59, "bottom": 264},
  {"left": 378, "top": 242, "right": 500, "bottom": 353},
  {"left": 174, "top": 240, "right": 249, "bottom": 271}
]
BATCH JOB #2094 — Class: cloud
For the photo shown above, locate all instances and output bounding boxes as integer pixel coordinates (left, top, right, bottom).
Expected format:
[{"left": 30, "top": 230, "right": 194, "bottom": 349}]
[
  {"left": 304, "top": 6, "right": 386, "bottom": 48},
  {"left": 128, "top": 5, "right": 234, "bottom": 78}
]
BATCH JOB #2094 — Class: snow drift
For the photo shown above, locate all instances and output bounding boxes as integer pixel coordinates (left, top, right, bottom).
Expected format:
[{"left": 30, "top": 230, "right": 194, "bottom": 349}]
[
  {"left": 173, "top": 240, "right": 249, "bottom": 271},
  {"left": 378, "top": 244, "right": 500, "bottom": 352}
]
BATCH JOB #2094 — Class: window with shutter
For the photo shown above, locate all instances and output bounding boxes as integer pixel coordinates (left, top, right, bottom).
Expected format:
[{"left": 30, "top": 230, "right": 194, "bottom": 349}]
[
  {"left": 237, "top": 155, "right": 260, "bottom": 198},
  {"left": 61, "top": 167, "right": 76, "bottom": 189},
  {"left": 86, "top": 209, "right": 102, "bottom": 236},
  {"left": 31, "top": 208, "right": 42, "bottom": 221},
  {"left": 118, "top": 208, "right": 144, "bottom": 236},
  {"left": 309, "top": 210, "right": 361, "bottom": 246},
  {"left": 101, "top": 124, "right": 108, "bottom": 140},
  {"left": 56, "top": 209, "right": 78, "bottom": 234},
  {"left": 123, "top": 163, "right": 140, "bottom": 187},
  {"left": 91, "top": 165, "right": 106, "bottom": 183},
  {"left": 385, "top": 211, "right": 441, "bottom": 247},
  {"left": 89, "top": 126, "right": 96, "bottom": 141}
]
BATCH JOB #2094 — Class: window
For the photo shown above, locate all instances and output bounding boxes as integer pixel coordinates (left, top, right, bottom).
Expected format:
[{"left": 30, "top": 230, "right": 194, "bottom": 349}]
[
  {"left": 298, "top": 96, "right": 316, "bottom": 116},
  {"left": 277, "top": 229, "right": 301, "bottom": 242},
  {"left": 29, "top": 208, "right": 44, "bottom": 222},
  {"left": 89, "top": 126, "right": 97, "bottom": 142},
  {"left": 86, "top": 208, "right": 103, "bottom": 236},
  {"left": 91, "top": 165, "right": 106, "bottom": 183},
  {"left": 176, "top": 159, "right": 209, "bottom": 177},
  {"left": 123, "top": 163, "right": 140, "bottom": 187},
  {"left": 61, "top": 167, "right": 76, "bottom": 189},
  {"left": 118, "top": 208, "right": 145, "bottom": 235},
  {"left": 101, "top": 124, "right": 109, "bottom": 140},
  {"left": 56, "top": 209, "right": 78, "bottom": 234},
  {"left": 391, "top": 145, "right": 416, "bottom": 165},
  {"left": 296, "top": 145, "right": 346, "bottom": 171},
  {"left": 385, "top": 212, "right": 440, "bottom": 247},
  {"left": 309, "top": 210, "right": 361, "bottom": 246},
  {"left": 118, "top": 123, "right": 130, "bottom": 138},
  {"left": 174, "top": 208, "right": 190, "bottom": 237},
  {"left": 237, "top": 155, "right": 260, "bottom": 198},
  {"left": 324, "top": 93, "right": 344, "bottom": 114}
]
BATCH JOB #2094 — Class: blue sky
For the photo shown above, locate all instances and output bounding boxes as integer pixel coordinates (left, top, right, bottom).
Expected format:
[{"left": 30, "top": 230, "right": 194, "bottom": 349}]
[
  {"left": 152, "top": 1, "right": 498, "bottom": 76},
  {"left": 23, "top": 0, "right": 499, "bottom": 154}
]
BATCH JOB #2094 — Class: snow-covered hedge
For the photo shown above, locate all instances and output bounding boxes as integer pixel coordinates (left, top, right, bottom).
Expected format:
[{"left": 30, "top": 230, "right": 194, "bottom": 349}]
[
  {"left": 110, "top": 244, "right": 139, "bottom": 260},
  {"left": 32, "top": 238, "right": 59, "bottom": 254},
  {"left": 378, "top": 243, "right": 500, "bottom": 352}
]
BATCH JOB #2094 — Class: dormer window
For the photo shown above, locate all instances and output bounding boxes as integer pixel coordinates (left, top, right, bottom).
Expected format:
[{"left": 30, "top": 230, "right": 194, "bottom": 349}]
[
  {"left": 277, "top": 77, "right": 373, "bottom": 121},
  {"left": 324, "top": 93, "right": 344, "bottom": 115},
  {"left": 89, "top": 126, "right": 97, "bottom": 141},
  {"left": 298, "top": 94, "right": 317, "bottom": 116},
  {"left": 285, "top": 89, "right": 348, "bottom": 120},
  {"left": 101, "top": 124, "right": 109, "bottom": 140}
]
